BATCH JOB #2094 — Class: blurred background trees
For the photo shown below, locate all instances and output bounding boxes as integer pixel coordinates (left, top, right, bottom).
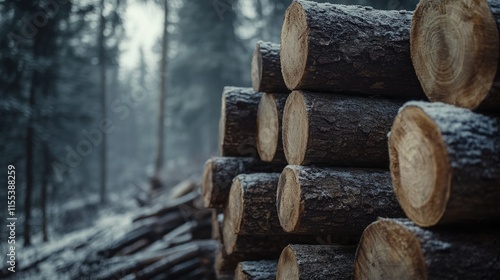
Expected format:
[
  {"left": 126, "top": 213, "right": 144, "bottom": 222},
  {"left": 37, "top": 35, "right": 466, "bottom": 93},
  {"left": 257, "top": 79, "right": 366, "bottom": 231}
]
[{"left": 0, "top": 0, "right": 418, "bottom": 247}]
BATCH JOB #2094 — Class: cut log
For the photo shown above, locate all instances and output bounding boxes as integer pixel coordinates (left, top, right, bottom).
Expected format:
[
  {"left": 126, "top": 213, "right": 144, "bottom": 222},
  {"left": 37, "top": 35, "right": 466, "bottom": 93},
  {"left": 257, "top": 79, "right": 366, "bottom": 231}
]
[
  {"left": 202, "top": 157, "right": 285, "bottom": 208},
  {"left": 280, "top": 0, "right": 423, "bottom": 97},
  {"left": 257, "top": 93, "right": 288, "bottom": 163},
  {"left": 235, "top": 260, "right": 278, "bottom": 280},
  {"left": 283, "top": 91, "right": 403, "bottom": 166},
  {"left": 276, "top": 244, "right": 356, "bottom": 280},
  {"left": 354, "top": 218, "right": 500, "bottom": 280},
  {"left": 211, "top": 209, "right": 222, "bottom": 240},
  {"left": 389, "top": 101, "right": 500, "bottom": 227},
  {"left": 277, "top": 166, "right": 404, "bottom": 239},
  {"left": 223, "top": 173, "right": 283, "bottom": 236},
  {"left": 251, "top": 41, "right": 289, "bottom": 93},
  {"left": 411, "top": 0, "right": 500, "bottom": 110},
  {"left": 219, "top": 87, "right": 262, "bottom": 157}
]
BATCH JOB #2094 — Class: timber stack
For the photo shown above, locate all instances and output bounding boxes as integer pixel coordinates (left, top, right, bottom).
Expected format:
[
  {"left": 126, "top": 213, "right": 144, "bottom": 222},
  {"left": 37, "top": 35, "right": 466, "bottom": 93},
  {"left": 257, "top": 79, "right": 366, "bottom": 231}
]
[{"left": 201, "top": 0, "right": 500, "bottom": 279}]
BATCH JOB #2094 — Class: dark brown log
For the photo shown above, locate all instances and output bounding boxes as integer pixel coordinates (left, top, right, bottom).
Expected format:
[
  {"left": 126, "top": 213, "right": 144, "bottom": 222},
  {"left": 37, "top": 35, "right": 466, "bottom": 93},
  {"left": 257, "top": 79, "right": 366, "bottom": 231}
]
[
  {"left": 252, "top": 41, "right": 289, "bottom": 93},
  {"left": 257, "top": 93, "right": 288, "bottom": 163},
  {"left": 283, "top": 91, "right": 403, "bottom": 166},
  {"left": 276, "top": 244, "right": 356, "bottom": 280},
  {"left": 219, "top": 87, "right": 262, "bottom": 157},
  {"left": 277, "top": 166, "right": 404, "bottom": 240},
  {"left": 202, "top": 157, "right": 285, "bottom": 208},
  {"left": 235, "top": 260, "right": 278, "bottom": 280},
  {"left": 411, "top": 0, "right": 500, "bottom": 110},
  {"left": 280, "top": 0, "right": 423, "bottom": 98},
  {"left": 354, "top": 218, "right": 500, "bottom": 280},
  {"left": 389, "top": 101, "right": 500, "bottom": 227}
]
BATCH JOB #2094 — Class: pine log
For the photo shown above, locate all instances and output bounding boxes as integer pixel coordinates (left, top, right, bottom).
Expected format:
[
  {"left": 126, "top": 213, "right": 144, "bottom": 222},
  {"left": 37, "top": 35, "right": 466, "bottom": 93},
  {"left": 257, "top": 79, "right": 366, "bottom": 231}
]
[
  {"left": 411, "top": 0, "right": 500, "bottom": 110},
  {"left": 389, "top": 101, "right": 500, "bottom": 227},
  {"left": 257, "top": 93, "right": 288, "bottom": 163},
  {"left": 283, "top": 91, "right": 403, "bottom": 166},
  {"left": 276, "top": 244, "right": 356, "bottom": 280},
  {"left": 252, "top": 41, "right": 289, "bottom": 93},
  {"left": 280, "top": 0, "right": 423, "bottom": 98},
  {"left": 235, "top": 260, "right": 278, "bottom": 280},
  {"left": 277, "top": 166, "right": 404, "bottom": 239},
  {"left": 202, "top": 157, "right": 285, "bottom": 208},
  {"left": 354, "top": 218, "right": 500, "bottom": 280},
  {"left": 219, "top": 87, "right": 262, "bottom": 157}
]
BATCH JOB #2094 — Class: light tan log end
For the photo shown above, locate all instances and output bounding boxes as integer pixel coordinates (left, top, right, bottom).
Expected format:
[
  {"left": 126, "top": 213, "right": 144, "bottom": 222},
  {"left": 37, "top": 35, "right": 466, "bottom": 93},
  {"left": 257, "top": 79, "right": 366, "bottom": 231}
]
[
  {"left": 251, "top": 43, "right": 263, "bottom": 92},
  {"left": 277, "top": 166, "right": 302, "bottom": 233},
  {"left": 389, "top": 105, "right": 451, "bottom": 227},
  {"left": 201, "top": 159, "right": 214, "bottom": 208},
  {"left": 283, "top": 91, "right": 308, "bottom": 165},
  {"left": 222, "top": 178, "right": 244, "bottom": 254},
  {"left": 257, "top": 93, "right": 280, "bottom": 162},
  {"left": 276, "top": 245, "right": 299, "bottom": 280}
]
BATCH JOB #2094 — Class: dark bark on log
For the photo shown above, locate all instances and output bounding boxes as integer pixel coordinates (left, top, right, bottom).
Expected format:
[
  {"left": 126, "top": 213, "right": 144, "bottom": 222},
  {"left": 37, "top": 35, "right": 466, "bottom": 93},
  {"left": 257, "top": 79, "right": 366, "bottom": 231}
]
[
  {"left": 202, "top": 157, "right": 285, "bottom": 208},
  {"left": 257, "top": 93, "right": 289, "bottom": 163},
  {"left": 277, "top": 166, "right": 404, "bottom": 240},
  {"left": 219, "top": 87, "right": 262, "bottom": 157},
  {"left": 252, "top": 41, "right": 289, "bottom": 93},
  {"left": 277, "top": 244, "right": 356, "bottom": 280},
  {"left": 281, "top": 0, "right": 424, "bottom": 98},
  {"left": 411, "top": 0, "right": 500, "bottom": 110},
  {"left": 389, "top": 101, "right": 500, "bottom": 227},
  {"left": 235, "top": 260, "right": 278, "bottom": 280},
  {"left": 283, "top": 91, "right": 403, "bottom": 166},
  {"left": 354, "top": 218, "right": 500, "bottom": 280}
]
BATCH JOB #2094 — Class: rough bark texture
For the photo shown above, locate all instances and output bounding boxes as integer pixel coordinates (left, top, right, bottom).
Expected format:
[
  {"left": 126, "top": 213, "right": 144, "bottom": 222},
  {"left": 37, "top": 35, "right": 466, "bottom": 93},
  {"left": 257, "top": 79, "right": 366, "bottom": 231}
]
[
  {"left": 219, "top": 87, "right": 262, "bottom": 157},
  {"left": 284, "top": 91, "right": 403, "bottom": 166},
  {"left": 390, "top": 101, "right": 500, "bottom": 226},
  {"left": 281, "top": 0, "right": 424, "bottom": 98},
  {"left": 224, "top": 173, "right": 284, "bottom": 235},
  {"left": 277, "top": 244, "right": 356, "bottom": 280},
  {"left": 252, "top": 41, "right": 289, "bottom": 93},
  {"left": 354, "top": 218, "right": 500, "bottom": 280},
  {"left": 278, "top": 166, "right": 403, "bottom": 240},
  {"left": 257, "top": 93, "right": 288, "bottom": 163},
  {"left": 235, "top": 260, "right": 278, "bottom": 280},
  {"left": 202, "top": 157, "right": 285, "bottom": 208},
  {"left": 411, "top": 0, "right": 500, "bottom": 110}
]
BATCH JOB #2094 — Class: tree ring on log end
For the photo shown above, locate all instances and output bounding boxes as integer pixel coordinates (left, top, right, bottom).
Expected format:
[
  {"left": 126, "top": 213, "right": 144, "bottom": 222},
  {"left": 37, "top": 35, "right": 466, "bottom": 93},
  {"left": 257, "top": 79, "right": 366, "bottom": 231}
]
[
  {"left": 283, "top": 91, "right": 308, "bottom": 165},
  {"left": 354, "top": 219, "right": 426, "bottom": 280},
  {"left": 257, "top": 93, "right": 280, "bottom": 162},
  {"left": 276, "top": 245, "right": 299, "bottom": 280},
  {"left": 411, "top": 0, "right": 498, "bottom": 109},
  {"left": 222, "top": 179, "right": 244, "bottom": 255},
  {"left": 389, "top": 106, "right": 451, "bottom": 227},
  {"left": 277, "top": 166, "right": 302, "bottom": 233},
  {"left": 281, "top": 1, "right": 309, "bottom": 90},
  {"left": 201, "top": 159, "right": 214, "bottom": 208},
  {"left": 251, "top": 42, "right": 263, "bottom": 92},
  {"left": 218, "top": 92, "right": 227, "bottom": 155}
]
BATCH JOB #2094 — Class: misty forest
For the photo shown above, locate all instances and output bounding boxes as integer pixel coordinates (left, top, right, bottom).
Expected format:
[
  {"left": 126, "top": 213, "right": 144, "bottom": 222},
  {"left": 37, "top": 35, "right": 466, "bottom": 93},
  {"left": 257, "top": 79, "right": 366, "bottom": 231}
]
[{"left": 1, "top": 0, "right": 418, "bottom": 279}]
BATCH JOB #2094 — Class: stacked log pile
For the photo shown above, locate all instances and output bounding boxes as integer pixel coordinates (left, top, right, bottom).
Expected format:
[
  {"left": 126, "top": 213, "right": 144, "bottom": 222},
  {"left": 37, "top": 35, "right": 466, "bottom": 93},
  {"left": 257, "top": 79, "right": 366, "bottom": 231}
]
[{"left": 201, "top": 0, "right": 500, "bottom": 279}]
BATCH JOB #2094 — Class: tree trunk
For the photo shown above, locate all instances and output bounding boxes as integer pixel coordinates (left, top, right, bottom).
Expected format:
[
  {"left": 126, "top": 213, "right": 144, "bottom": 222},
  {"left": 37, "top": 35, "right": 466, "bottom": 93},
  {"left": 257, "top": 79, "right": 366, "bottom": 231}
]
[
  {"left": 257, "top": 93, "right": 288, "bottom": 163},
  {"left": 411, "top": 0, "right": 500, "bottom": 110},
  {"left": 201, "top": 157, "right": 285, "bottom": 208},
  {"left": 251, "top": 41, "right": 288, "bottom": 93},
  {"left": 24, "top": 70, "right": 37, "bottom": 247},
  {"left": 283, "top": 91, "right": 403, "bottom": 166},
  {"left": 276, "top": 244, "right": 356, "bottom": 280},
  {"left": 354, "top": 218, "right": 500, "bottom": 280},
  {"left": 152, "top": 0, "right": 169, "bottom": 191},
  {"left": 41, "top": 143, "right": 50, "bottom": 242},
  {"left": 98, "top": 0, "right": 107, "bottom": 204},
  {"left": 277, "top": 166, "right": 403, "bottom": 239},
  {"left": 219, "top": 87, "right": 262, "bottom": 157},
  {"left": 235, "top": 260, "right": 278, "bottom": 280},
  {"left": 280, "top": 0, "right": 423, "bottom": 98},
  {"left": 389, "top": 101, "right": 500, "bottom": 227}
]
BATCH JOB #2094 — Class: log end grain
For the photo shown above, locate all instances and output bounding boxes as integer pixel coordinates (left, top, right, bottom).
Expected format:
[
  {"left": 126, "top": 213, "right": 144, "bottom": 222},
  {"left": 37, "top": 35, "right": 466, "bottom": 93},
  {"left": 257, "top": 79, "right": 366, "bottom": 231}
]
[
  {"left": 276, "top": 246, "right": 300, "bottom": 280},
  {"left": 411, "top": 0, "right": 499, "bottom": 110},
  {"left": 354, "top": 219, "right": 426, "bottom": 280},
  {"left": 201, "top": 159, "right": 214, "bottom": 208},
  {"left": 251, "top": 42, "right": 263, "bottom": 92},
  {"left": 281, "top": 1, "right": 308, "bottom": 90},
  {"left": 219, "top": 90, "right": 228, "bottom": 155},
  {"left": 389, "top": 105, "right": 451, "bottom": 227},
  {"left": 277, "top": 166, "right": 302, "bottom": 233},
  {"left": 222, "top": 179, "right": 244, "bottom": 254},
  {"left": 283, "top": 91, "right": 308, "bottom": 165},
  {"left": 257, "top": 93, "right": 280, "bottom": 162}
]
